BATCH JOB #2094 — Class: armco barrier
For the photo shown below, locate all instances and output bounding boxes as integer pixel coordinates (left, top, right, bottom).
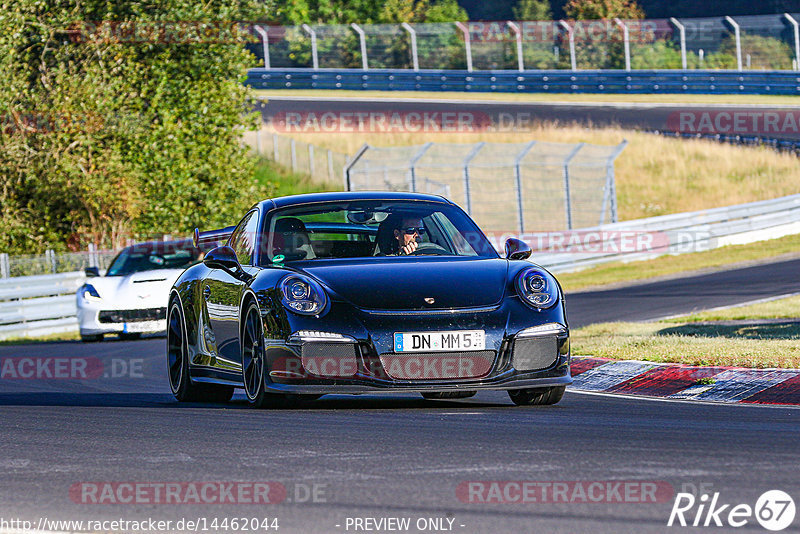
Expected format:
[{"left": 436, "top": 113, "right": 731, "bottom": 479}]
[
  {"left": 1, "top": 194, "right": 800, "bottom": 339},
  {"left": 0, "top": 272, "right": 84, "bottom": 340},
  {"left": 247, "top": 68, "right": 800, "bottom": 95},
  {"left": 529, "top": 194, "right": 800, "bottom": 273}
]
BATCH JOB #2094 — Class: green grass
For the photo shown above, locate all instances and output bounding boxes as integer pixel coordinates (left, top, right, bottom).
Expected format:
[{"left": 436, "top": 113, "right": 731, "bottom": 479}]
[
  {"left": 256, "top": 89, "right": 800, "bottom": 106},
  {"left": 253, "top": 156, "right": 336, "bottom": 198},
  {"left": 558, "top": 233, "right": 800, "bottom": 293},
  {"left": 572, "top": 320, "right": 800, "bottom": 368},
  {"left": 0, "top": 331, "right": 80, "bottom": 345}
]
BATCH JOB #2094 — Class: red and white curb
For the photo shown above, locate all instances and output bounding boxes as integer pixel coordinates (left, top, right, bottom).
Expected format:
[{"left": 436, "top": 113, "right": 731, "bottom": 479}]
[{"left": 569, "top": 357, "right": 800, "bottom": 405}]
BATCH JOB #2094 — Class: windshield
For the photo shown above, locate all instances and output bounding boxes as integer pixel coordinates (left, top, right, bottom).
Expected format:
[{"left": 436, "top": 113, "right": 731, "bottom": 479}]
[
  {"left": 260, "top": 200, "right": 497, "bottom": 265},
  {"left": 106, "top": 244, "right": 201, "bottom": 276}
]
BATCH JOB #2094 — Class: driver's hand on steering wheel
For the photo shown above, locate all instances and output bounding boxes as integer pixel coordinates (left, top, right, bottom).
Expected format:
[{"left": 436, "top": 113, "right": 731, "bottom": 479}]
[{"left": 399, "top": 240, "right": 418, "bottom": 255}]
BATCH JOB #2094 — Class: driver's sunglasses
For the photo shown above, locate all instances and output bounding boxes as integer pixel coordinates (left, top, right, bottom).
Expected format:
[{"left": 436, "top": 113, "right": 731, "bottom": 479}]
[{"left": 402, "top": 226, "right": 426, "bottom": 235}]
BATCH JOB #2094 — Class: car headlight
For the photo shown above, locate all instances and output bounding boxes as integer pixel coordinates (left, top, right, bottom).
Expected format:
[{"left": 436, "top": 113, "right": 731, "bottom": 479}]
[
  {"left": 80, "top": 284, "right": 101, "bottom": 301},
  {"left": 279, "top": 275, "right": 327, "bottom": 316},
  {"left": 515, "top": 268, "right": 558, "bottom": 309}
]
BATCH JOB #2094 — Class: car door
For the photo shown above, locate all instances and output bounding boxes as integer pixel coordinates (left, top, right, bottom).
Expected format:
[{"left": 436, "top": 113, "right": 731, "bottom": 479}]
[{"left": 204, "top": 210, "right": 260, "bottom": 373}]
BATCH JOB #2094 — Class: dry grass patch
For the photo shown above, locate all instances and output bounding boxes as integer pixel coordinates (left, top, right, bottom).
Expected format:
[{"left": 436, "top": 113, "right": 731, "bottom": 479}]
[
  {"left": 665, "top": 295, "right": 800, "bottom": 323},
  {"left": 571, "top": 321, "right": 800, "bottom": 368}
]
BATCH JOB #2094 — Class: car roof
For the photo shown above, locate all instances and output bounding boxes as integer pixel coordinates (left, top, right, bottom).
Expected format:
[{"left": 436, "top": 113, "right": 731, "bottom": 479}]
[{"left": 257, "top": 191, "right": 453, "bottom": 210}]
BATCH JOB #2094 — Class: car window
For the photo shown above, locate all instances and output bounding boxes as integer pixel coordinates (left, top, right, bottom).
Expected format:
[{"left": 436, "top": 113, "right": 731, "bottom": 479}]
[
  {"left": 229, "top": 210, "right": 259, "bottom": 265},
  {"left": 260, "top": 200, "right": 497, "bottom": 264},
  {"left": 106, "top": 247, "right": 200, "bottom": 276}
]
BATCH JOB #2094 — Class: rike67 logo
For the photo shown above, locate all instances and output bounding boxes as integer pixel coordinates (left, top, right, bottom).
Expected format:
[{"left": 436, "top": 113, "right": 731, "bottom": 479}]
[{"left": 668, "top": 490, "right": 795, "bottom": 531}]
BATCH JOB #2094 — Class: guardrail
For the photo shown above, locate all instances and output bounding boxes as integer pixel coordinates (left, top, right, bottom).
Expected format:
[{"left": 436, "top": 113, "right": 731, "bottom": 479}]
[
  {"left": 525, "top": 193, "right": 800, "bottom": 273},
  {"left": 1, "top": 194, "right": 799, "bottom": 339},
  {"left": 247, "top": 68, "right": 800, "bottom": 95},
  {"left": 0, "top": 272, "right": 84, "bottom": 340}
]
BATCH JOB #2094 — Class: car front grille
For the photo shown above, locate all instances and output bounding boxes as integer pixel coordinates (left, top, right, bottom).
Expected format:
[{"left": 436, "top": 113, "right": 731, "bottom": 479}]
[
  {"left": 300, "top": 343, "right": 360, "bottom": 378},
  {"left": 98, "top": 308, "right": 167, "bottom": 324},
  {"left": 379, "top": 351, "right": 495, "bottom": 380},
  {"left": 512, "top": 336, "right": 558, "bottom": 371}
]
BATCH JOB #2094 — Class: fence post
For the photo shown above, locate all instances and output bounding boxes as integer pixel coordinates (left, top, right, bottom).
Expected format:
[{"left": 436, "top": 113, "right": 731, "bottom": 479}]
[
  {"left": 513, "top": 141, "right": 537, "bottom": 233},
  {"left": 302, "top": 24, "right": 319, "bottom": 69},
  {"left": 401, "top": 23, "right": 419, "bottom": 71},
  {"left": 613, "top": 18, "right": 631, "bottom": 71},
  {"left": 785, "top": 14, "right": 800, "bottom": 72},
  {"left": 724, "top": 16, "right": 742, "bottom": 71},
  {"left": 0, "top": 253, "right": 9, "bottom": 278},
  {"left": 507, "top": 21, "right": 524, "bottom": 72},
  {"left": 351, "top": 23, "right": 368, "bottom": 70},
  {"left": 253, "top": 25, "right": 271, "bottom": 69},
  {"left": 558, "top": 20, "right": 577, "bottom": 71},
  {"left": 46, "top": 249, "right": 56, "bottom": 274},
  {"left": 273, "top": 133, "right": 279, "bottom": 161},
  {"left": 669, "top": 18, "right": 687, "bottom": 70},
  {"left": 343, "top": 144, "right": 370, "bottom": 191},
  {"left": 308, "top": 144, "right": 315, "bottom": 177},
  {"left": 327, "top": 149, "right": 334, "bottom": 182},
  {"left": 607, "top": 140, "right": 627, "bottom": 224},
  {"left": 562, "top": 143, "right": 585, "bottom": 230},
  {"left": 462, "top": 142, "right": 485, "bottom": 215},
  {"left": 455, "top": 22, "right": 473, "bottom": 72},
  {"left": 290, "top": 139, "right": 297, "bottom": 172},
  {"left": 88, "top": 243, "right": 97, "bottom": 268},
  {"left": 408, "top": 142, "right": 434, "bottom": 193}
]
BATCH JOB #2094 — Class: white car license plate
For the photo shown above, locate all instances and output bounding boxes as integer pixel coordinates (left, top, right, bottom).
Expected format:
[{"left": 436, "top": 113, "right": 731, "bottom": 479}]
[
  {"left": 124, "top": 320, "right": 164, "bottom": 333},
  {"left": 393, "top": 330, "right": 485, "bottom": 352}
]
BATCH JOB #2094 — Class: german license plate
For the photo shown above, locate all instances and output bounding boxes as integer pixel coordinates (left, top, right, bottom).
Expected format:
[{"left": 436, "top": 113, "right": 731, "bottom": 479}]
[
  {"left": 393, "top": 330, "right": 485, "bottom": 352},
  {"left": 123, "top": 320, "right": 164, "bottom": 333}
]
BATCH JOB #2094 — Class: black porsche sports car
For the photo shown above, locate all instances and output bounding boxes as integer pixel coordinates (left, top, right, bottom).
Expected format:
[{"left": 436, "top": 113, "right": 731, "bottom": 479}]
[{"left": 167, "top": 192, "right": 571, "bottom": 407}]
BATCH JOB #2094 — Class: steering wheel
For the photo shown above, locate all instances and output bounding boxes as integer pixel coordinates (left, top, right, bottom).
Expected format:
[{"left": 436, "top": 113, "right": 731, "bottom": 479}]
[{"left": 409, "top": 242, "right": 450, "bottom": 256}]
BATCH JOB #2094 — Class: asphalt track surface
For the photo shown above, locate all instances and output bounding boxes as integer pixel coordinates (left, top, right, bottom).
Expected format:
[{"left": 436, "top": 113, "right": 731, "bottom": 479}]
[
  {"left": 2, "top": 258, "right": 800, "bottom": 533},
  {"left": 258, "top": 95, "right": 800, "bottom": 141}
]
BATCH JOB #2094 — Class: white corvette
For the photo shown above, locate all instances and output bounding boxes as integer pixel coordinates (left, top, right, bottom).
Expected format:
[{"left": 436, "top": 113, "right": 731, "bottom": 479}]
[{"left": 76, "top": 240, "right": 202, "bottom": 342}]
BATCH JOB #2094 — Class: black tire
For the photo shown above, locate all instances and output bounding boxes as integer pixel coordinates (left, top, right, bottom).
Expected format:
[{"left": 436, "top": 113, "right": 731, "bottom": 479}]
[
  {"left": 241, "top": 301, "right": 283, "bottom": 408},
  {"left": 508, "top": 386, "right": 566, "bottom": 406},
  {"left": 421, "top": 391, "right": 477, "bottom": 400},
  {"left": 80, "top": 334, "right": 103, "bottom": 342},
  {"left": 167, "top": 299, "right": 234, "bottom": 403},
  {"left": 119, "top": 332, "right": 141, "bottom": 341}
]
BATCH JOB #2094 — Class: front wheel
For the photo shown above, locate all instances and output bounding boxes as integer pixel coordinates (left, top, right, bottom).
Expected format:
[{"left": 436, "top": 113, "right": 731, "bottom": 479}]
[
  {"left": 241, "top": 302, "right": 283, "bottom": 408},
  {"left": 167, "top": 300, "right": 233, "bottom": 403},
  {"left": 508, "top": 386, "right": 565, "bottom": 406}
]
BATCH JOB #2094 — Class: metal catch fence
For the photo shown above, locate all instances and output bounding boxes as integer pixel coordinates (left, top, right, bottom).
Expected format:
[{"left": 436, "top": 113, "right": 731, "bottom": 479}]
[
  {"left": 247, "top": 14, "right": 800, "bottom": 73},
  {"left": 344, "top": 140, "right": 627, "bottom": 233},
  {"left": 243, "top": 127, "right": 350, "bottom": 185}
]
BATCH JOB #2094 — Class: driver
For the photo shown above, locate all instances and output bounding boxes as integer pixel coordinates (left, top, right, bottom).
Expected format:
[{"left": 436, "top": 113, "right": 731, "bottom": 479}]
[{"left": 393, "top": 216, "right": 425, "bottom": 255}]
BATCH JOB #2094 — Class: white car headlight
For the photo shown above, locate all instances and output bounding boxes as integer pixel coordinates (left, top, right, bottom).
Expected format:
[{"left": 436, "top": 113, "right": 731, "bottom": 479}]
[{"left": 80, "top": 284, "right": 102, "bottom": 301}]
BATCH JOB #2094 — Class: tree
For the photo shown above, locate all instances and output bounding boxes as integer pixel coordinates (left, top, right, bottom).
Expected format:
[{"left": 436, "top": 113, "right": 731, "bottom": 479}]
[
  {"left": 564, "top": 0, "right": 644, "bottom": 20},
  {"left": 0, "top": 0, "right": 272, "bottom": 253},
  {"left": 513, "top": 0, "right": 553, "bottom": 21}
]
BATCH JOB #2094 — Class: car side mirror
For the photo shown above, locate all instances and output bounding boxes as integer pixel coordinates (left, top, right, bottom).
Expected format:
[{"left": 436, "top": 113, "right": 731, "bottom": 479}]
[
  {"left": 505, "top": 238, "right": 531, "bottom": 261},
  {"left": 203, "top": 246, "right": 241, "bottom": 272},
  {"left": 84, "top": 266, "right": 100, "bottom": 277}
]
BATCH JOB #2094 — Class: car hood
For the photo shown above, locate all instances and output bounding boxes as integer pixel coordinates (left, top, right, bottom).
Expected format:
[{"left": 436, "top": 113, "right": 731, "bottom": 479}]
[
  {"left": 85, "top": 269, "right": 185, "bottom": 306},
  {"left": 296, "top": 258, "right": 509, "bottom": 310}
]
